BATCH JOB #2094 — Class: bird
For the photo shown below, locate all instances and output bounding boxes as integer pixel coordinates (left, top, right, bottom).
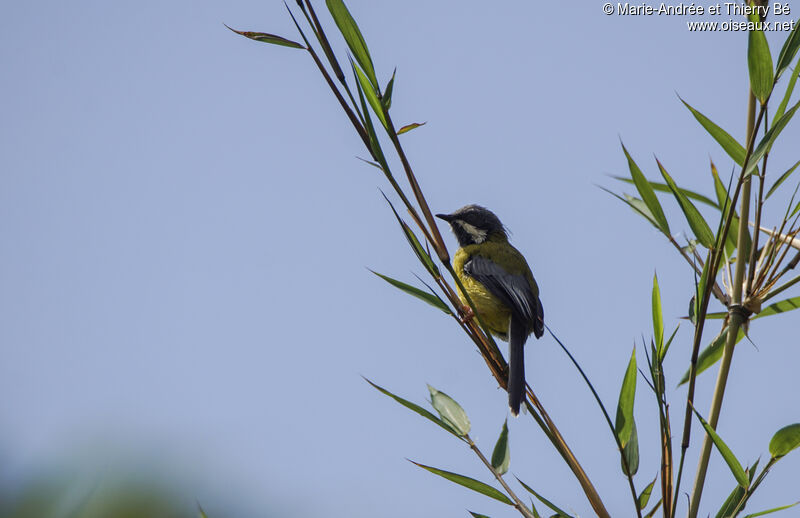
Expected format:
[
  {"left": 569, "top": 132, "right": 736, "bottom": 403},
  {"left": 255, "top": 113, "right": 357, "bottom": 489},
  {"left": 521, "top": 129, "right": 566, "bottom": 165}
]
[{"left": 436, "top": 205, "right": 543, "bottom": 416}]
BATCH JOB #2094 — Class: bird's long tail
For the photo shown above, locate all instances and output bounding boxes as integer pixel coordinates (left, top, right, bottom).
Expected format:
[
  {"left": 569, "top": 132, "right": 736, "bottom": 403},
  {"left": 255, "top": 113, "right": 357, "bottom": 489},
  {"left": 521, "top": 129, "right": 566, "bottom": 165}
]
[{"left": 507, "top": 315, "right": 527, "bottom": 416}]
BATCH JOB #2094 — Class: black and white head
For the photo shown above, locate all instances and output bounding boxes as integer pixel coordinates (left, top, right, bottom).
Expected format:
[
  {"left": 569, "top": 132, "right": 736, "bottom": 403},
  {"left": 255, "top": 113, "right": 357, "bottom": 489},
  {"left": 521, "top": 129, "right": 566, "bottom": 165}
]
[{"left": 436, "top": 205, "right": 507, "bottom": 246}]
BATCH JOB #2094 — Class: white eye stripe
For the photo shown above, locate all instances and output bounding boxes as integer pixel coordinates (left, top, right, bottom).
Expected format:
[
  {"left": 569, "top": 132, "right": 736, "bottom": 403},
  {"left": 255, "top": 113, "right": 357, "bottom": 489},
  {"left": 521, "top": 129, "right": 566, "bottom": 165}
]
[{"left": 456, "top": 221, "right": 488, "bottom": 244}]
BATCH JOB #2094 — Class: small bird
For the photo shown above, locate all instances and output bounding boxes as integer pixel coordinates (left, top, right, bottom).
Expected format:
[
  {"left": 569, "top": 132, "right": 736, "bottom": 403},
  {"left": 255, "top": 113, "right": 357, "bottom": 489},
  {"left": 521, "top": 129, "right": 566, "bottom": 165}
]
[{"left": 436, "top": 205, "right": 543, "bottom": 416}]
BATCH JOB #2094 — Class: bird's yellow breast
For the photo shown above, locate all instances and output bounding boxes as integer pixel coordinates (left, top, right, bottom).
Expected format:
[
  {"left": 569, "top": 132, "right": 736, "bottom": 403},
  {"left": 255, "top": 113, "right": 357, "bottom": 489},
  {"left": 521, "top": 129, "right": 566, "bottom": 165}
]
[{"left": 452, "top": 238, "right": 538, "bottom": 339}]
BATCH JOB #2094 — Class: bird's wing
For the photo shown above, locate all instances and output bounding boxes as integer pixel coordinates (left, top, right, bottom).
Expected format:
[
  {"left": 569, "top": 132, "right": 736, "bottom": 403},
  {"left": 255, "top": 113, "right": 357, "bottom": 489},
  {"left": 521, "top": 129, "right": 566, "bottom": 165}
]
[{"left": 464, "top": 255, "right": 543, "bottom": 337}]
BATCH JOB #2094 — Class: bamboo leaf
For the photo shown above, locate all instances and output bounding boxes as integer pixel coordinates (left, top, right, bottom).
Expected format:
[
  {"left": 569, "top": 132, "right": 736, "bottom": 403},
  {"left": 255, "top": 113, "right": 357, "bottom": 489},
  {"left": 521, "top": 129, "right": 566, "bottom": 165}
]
[
  {"left": 412, "top": 461, "right": 513, "bottom": 505},
  {"left": 198, "top": 504, "right": 209, "bottom": 518},
  {"left": 754, "top": 296, "right": 800, "bottom": 319},
  {"left": 353, "top": 60, "right": 387, "bottom": 129},
  {"left": 600, "top": 186, "right": 660, "bottom": 230},
  {"left": 774, "top": 55, "right": 800, "bottom": 123},
  {"left": 326, "top": 0, "right": 378, "bottom": 90},
  {"left": 382, "top": 68, "right": 395, "bottom": 112},
  {"left": 711, "top": 161, "right": 751, "bottom": 257},
  {"left": 766, "top": 160, "right": 800, "bottom": 199},
  {"left": 515, "top": 477, "right": 575, "bottom": 518},
  {"left": 397, "top": 122, "right": 426, "bottom": 135},
  {"left": 615, "top": 347, "right": 637, "bottom": 447},
  {"left": 716, "top": 460, "right": 759, "bottom": 518},
  {"left": 638, "top": 476, "right": 657, "bottom": 510},
  {"left": 748, "top": 15, "right": 774, "bottom": 103},
  {"left": 370, "top": 270, "right": 451, "bottom": 314},
  {"left": 658, "top": 159, "right": 716, "bottom": 248},
  {"left": 744, "top": 502, "right": 800, "bottom": 517},
  {"left": 622, "top": 420, "right": 640, "bottom": 476},
  {"left": 364, "top": 378, "right": 459, "bottom": 437},
  {"left": 469, "top": 513, "right": 491, "bottom": 518},
  {"left": 775, "top": 19, "right": 800, "bottom": 81},
  {"left": 224, "top": 25, "right": 305, "bottom": 49},
  {"left": 613, "top": 176, "right": 718, "bottom": 207},
  {"left": 692, "top": 406, "right": 749, "bottom": 488},
  {"left": 652, "top": 273, "right": 664, "bottom": 356},
  {"left": 769, "top": 423, "right": 800, "bottom": 458},
  {"left": 428, "top": 385, "right": 471, "bottom": 436},
  {"left": 644, "top": 499, "right": 663, "bottom": 518},
  {"left": 622, "top": 143, "right": 670, "bottom": 235},
  {"left": 680, "top": 97, "right": 746, "bottom": 165},
  {"left": 660, "top": 324, "right": 679, "bottom": 362},
  {"left": 489, "top": 419, "right": 510, "bottom": 475},
  {"left": 679, "top": 326, "right": 745, "bottom": 385},
  {"left": 746, "top": 100, "right": 800, "bottom": 176},
  {"left": 381, "top": 191, "right": 440, "bottom": 276}
]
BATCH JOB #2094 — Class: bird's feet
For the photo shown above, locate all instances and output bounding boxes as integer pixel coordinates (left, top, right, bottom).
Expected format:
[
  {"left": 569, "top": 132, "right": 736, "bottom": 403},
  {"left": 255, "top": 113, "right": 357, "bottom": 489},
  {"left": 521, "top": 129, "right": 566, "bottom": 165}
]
[{"left": 459, "top": 305, "right": 475, "bottom": 324}]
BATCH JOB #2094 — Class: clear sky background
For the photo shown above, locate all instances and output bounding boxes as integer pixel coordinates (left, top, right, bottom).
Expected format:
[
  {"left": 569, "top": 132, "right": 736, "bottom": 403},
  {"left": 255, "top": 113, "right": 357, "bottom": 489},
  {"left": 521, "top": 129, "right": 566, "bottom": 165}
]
[{"left": 2, "top": 2, "right": 799, "bottom": 517}]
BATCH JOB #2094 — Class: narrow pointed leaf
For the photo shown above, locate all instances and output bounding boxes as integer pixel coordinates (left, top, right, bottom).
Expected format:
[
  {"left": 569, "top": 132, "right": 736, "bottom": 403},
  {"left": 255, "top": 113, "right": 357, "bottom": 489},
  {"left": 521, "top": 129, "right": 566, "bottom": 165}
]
[
  {"left": 744, "top": 502, "right": 800, "bottom": 518},
  {"left": 774, "top": 55, "right": 800, "bottom": 123},
  {"left": 469, "top": 513, "right": 491, "bottom": 518},
  {"left": 622, "top": 143, "right": 670, "bottom": 234},
  {"left": 748, "top": 16, "right": 774, "bottom": 103},
  {"left": 692, "top": 406, "right": 749, "bottom": 487},
  {"left": 615, "top": 347, "right": 637, "bottom": 447},
  {"left": 516, "top": 477, "right": 575, "bottom": 518},
  {"left": 652, "top": 273, "right": 664, "bottom": 356},
  {"left": 428, "top": 385, "right": 470, "bottom": 436},
  {"left": 766, "top": 160, "right": 800, "bottom": 199},
  {"left": 491, "top": 419, "right": 510, "bottom": 475},
  {"left": 370, "top": 270, "right": 451, "bottom": 314},
  {"left": 353, "top": 63, "right": 389, "bottom": 171},
  {"left": 353, "top": 61, "right": 387, "bottom": 129},
  {"left": 622, "top": 420, "right": 640, "bottom": 476},
  {"left": 754, "top": 296, "right": 800, "bottom": 319},
  {"left": 769, "top": 423, "right": 800, "bottom": 458},
  {"left": 660, "top": 324, "right": 679, "bottom": 362},
  {"left": 397, "top": 121, "right": 426, "bottom": 135},
  {"left": 364, "top": 378, "right": 459, "bottom": 437},
  {"left": 382, "top": 69, "right": 395, "bottom": 112},
  {"left": 613, "top": 176, "right": 718, "bottom": 208},
  {"left": 381, "top": 192, "right": 440, "bottom": 276},
  {"left": 776, "top": 20, "right": 800, "bottom": 81},
  {"left": 644, "top": 499, "right": 663, "bottom": 518},
  {"left": 711, "top": 161, "right": 751, "bottom": 257},
  {"left": 600, "top": 186, "right": 660, "bottom": 230},
  {"left": 680, "top": 97, "right": 746, "bottom": 165},
  {"left": 747, "top": 100, "right": 800, "bottom": 176},
  {"left": 412, "top": 461, "right": 513, "bottom": 505},
  {"left": 198, "top": 505, "right": 209, "bottom": 518},
  {"left": 638, "top": 476, "right": 657, "bottom": 510},
  {"left": 658, "top": 159, "right": 716, "bottom": 248},
  {"left": 225, "top": 25, "right": 305, "bottom": 49},
  {"left": 326, "top": 0, "right": 377, "bottom": 90},
  {"left": 679, "top": 326, "right": 746, "bottom": 385},
  {"left": 715, "top": 461, "right": 759, "bottom": 518}
]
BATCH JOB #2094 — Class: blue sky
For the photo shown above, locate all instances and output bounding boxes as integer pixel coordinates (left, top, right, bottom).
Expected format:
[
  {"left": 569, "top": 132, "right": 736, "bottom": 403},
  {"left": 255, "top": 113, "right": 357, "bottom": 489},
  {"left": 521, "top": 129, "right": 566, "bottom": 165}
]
[{"left": 2, "top": 2, "right": 799, "bottom": 517}]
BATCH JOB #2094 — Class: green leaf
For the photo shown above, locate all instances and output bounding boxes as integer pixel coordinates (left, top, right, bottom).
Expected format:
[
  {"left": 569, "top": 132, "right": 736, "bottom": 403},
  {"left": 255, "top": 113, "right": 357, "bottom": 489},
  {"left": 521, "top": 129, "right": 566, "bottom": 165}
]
[
  {"left": 638, "top": 476, "right": 657, "bottom": 510},
  {"left": 615, "top": 347, "right": 637, "bottom": 447},
  {"left": 679, "top": 326, "right": 746, "bottom": 385},
  {"left": 353, "top": 60, "right": 387, "bottom": 129},
  {"left": 613, "top": 176, "right": 718, "bottom": 208},
  {"left": 600, "top": 187, "right": 660, "bottom": 231},
  {"left": 652, "top": 273, "right": 664, "bottom": 356},
  {"left": 622, "top": 143, "right": 670, "bottom": 235},
  {"left": 370, "top": 270, "right": 452, "bottom": 314},
  {"left": 748, "top": 15, "right": 774, "bottom": 103},
  {"left": 746, "top": 100, "right": 800, "bottom": 176},
  {"left": 716, "top": 460, "right": 758, "bottom": 518},
  {"left": 397, "top": 122, "right": 426, "bottom": 135},
  {"left": 411, "top": 461, "right": 512, "bottom": 505},
  {"left": 469, "top": 512, "right": 491, "bottom": 518},
  {"left": 326, "top": 0, "right": 378, "bottom": 91},
  {"left": 660, "top": 324, "right": 679, "bottom": 362},
  {"left": 428, "top": 385, "right": 471, "bottom": 436},
  {"left": 622, "top": 420, "right": 640, "bottom": 476},
  {"left": 224, "top": 25, "right": 305, "bottom": 49},
  {"left": 352, "top": 63, "right": 389, "bottom": 172},
  {"left": 382, "top": 69, "right": 395, "bottom": 112},
  {"left": 774, "top": 55, "right": 800, "bottom": 123},
  {"left": 681, "top": 97, "right": 746, "bottom": 165},
  {"left": 744, "top": 502, "right": 800, "bottom": 518},
  {"left": 198, "top": 504, "right": 209, "bottom": 518},
  {"left": 711, "top": 161, "right": 751, "bottom": 258},
  {"left": 515, "top": 477, "right": 575, "bottom": 518},
  {"left": 775, "top": 18, "right": 800, "bottom": 81},
  {"left": 766, "top": 160, "right": 800, "bottom": 199},
  {"left": 644, "top": 499, "right": 663, "bottom": 518},
  {"left": 491, "top": 419, "right": 510, "bottom": 475},
  {"left": 658, "top": 159, "right": 716, "bottom": 248},
  {"left": 381, "top": 192, "right": 440, "bottom": 277},
  {"left": 769, "top": 423, "right": 800, "bottom": 458},
  {"left": 363, "top": 377, "right": 460, "bottom": 437},
  {"left": 754, "top": 295, "right": 800, "bottom": 319},
  {"left": 691, "top": 406, "right": 749, "bottom": 488}
]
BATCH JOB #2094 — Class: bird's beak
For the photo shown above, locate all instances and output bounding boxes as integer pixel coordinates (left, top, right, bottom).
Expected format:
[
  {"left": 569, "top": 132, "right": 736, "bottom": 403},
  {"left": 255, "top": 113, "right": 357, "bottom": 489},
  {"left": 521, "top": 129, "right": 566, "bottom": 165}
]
[{"left": 435, "top": 213, "right": 453, "bottom": 222}]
